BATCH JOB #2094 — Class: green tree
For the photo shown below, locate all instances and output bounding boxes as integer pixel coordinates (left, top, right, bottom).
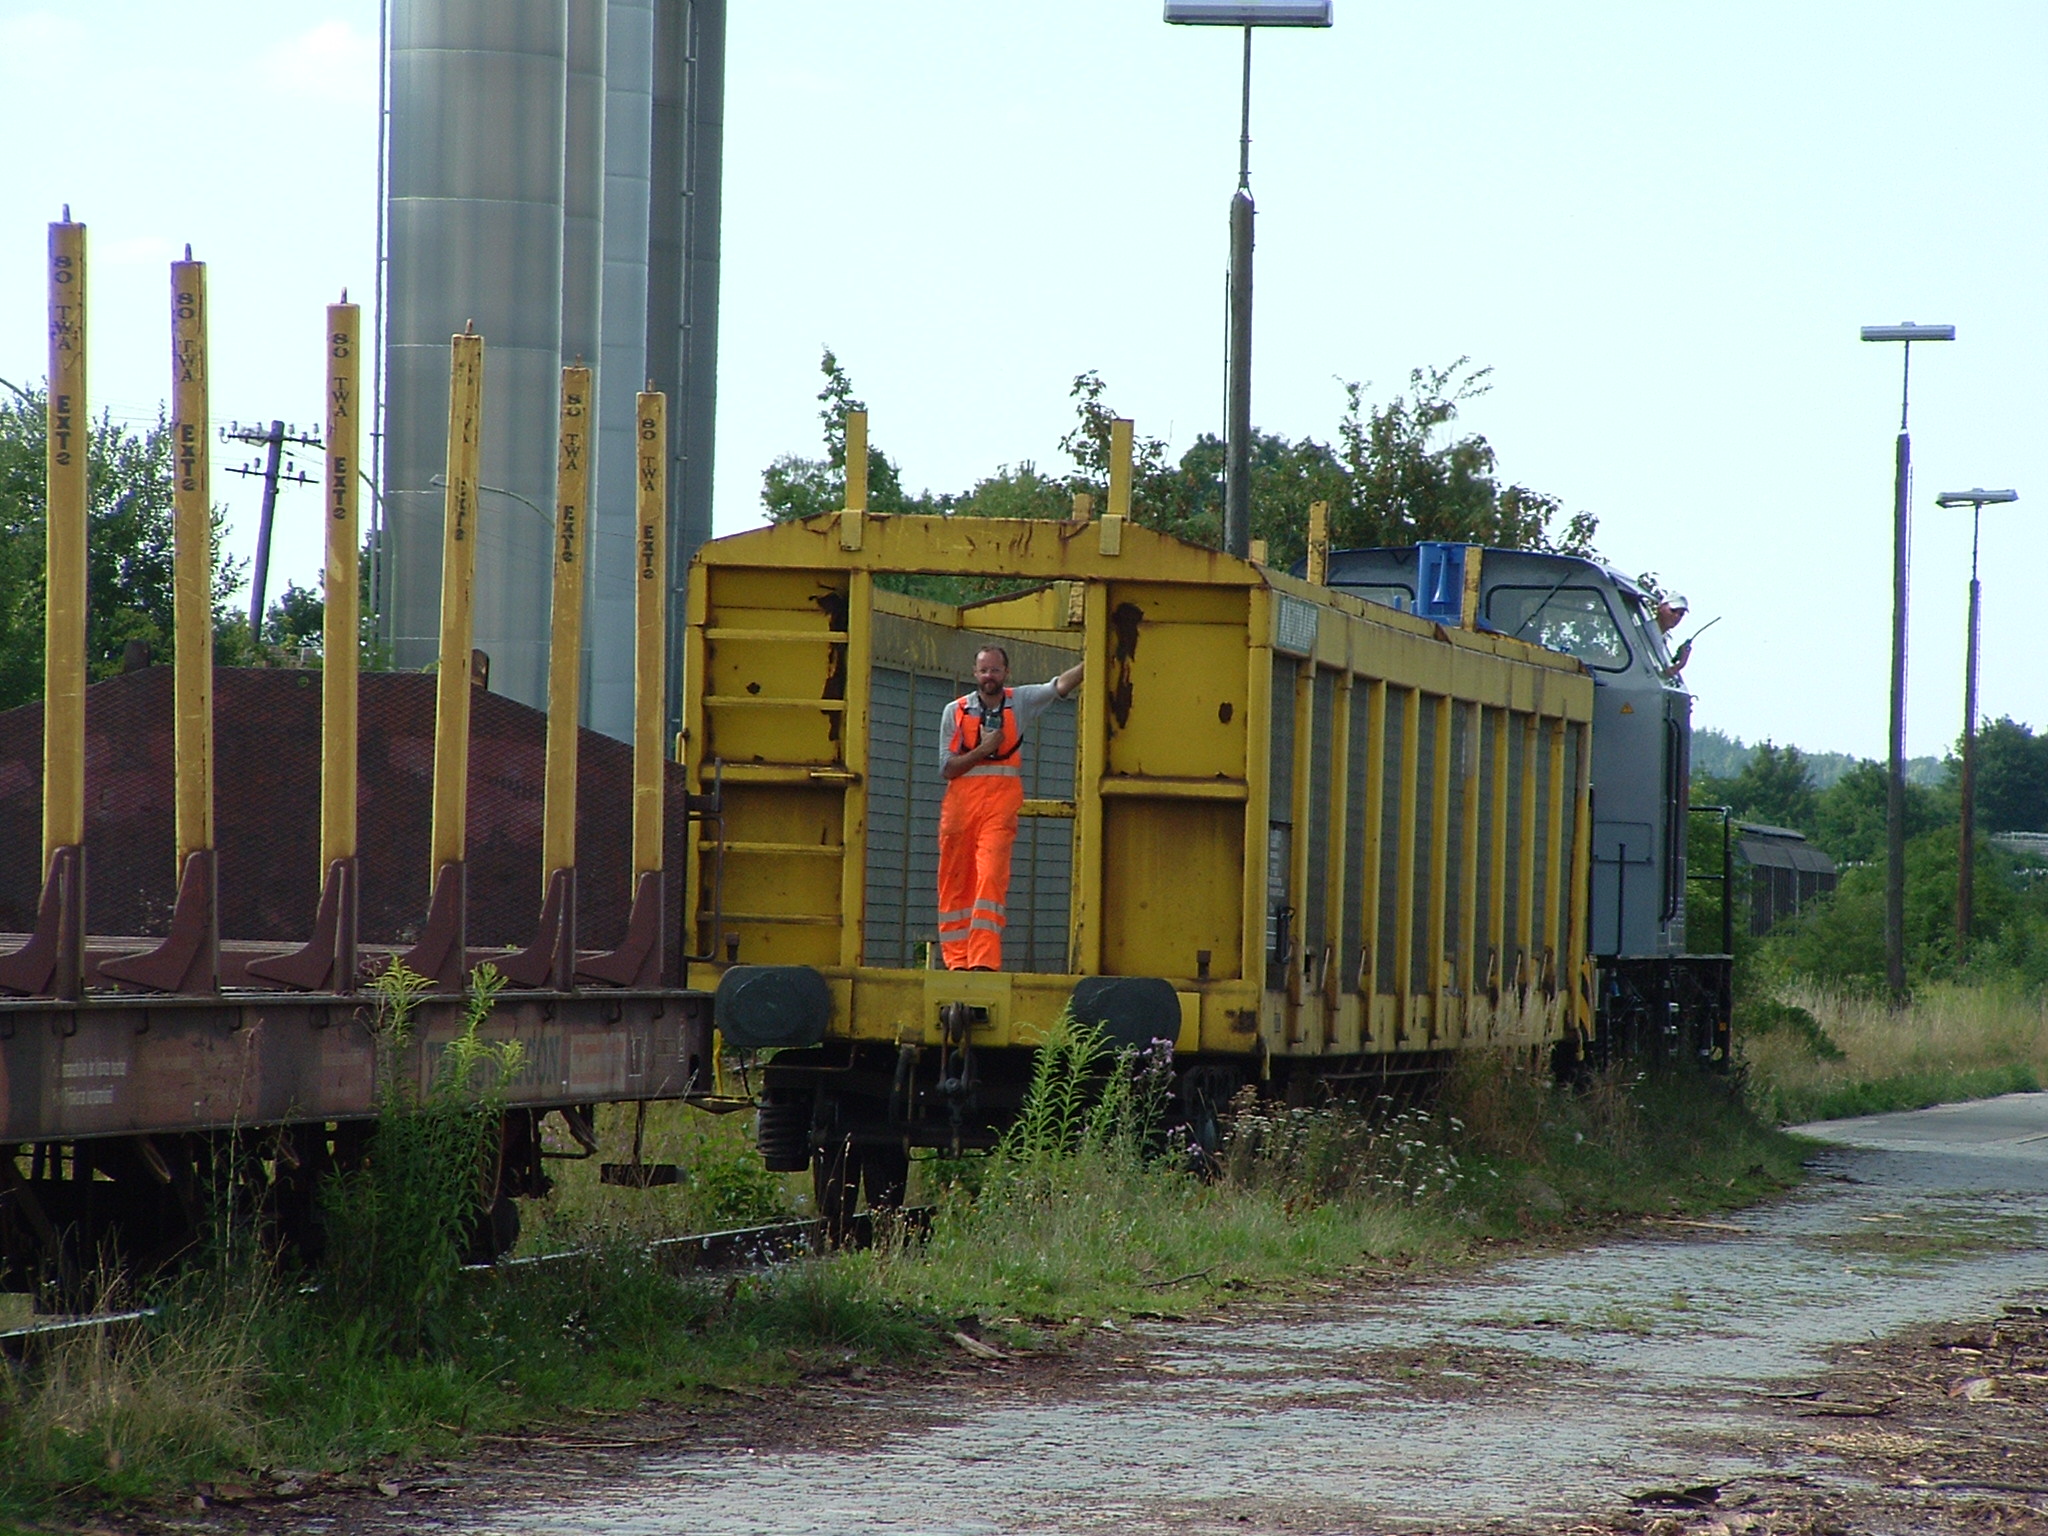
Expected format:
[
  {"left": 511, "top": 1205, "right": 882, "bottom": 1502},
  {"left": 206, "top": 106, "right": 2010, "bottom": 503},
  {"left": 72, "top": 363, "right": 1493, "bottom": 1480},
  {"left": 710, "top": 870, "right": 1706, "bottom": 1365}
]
[
  {"left": 757, "top": 353, "right": 1600, "bottom": 569},
  {"left": 0, "top": 383, "right": 245, "bottom": 709},
  {"left": 1697, "top": 740, "right": 1818, "bottom": 834},
  {"left": 1331, "top": 361, "right": 1597, "bottom": 556},
  {"left": 1808, "top": 760, "right": 1952, "bottom": 865},
  {"left": 761, "top": 350, "right": 934, "bottom": 523},
  {"left": 1964, "top": 716, "right": 2048, "bottom": 833}
]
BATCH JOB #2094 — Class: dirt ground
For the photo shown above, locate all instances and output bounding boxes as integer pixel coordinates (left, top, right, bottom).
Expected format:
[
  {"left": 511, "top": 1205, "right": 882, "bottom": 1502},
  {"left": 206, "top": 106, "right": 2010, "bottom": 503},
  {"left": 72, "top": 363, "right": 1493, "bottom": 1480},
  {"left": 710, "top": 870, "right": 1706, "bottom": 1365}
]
[
  {"left": 86, "top": 1287, "right": 2048, "bottom": 1536},
  {"left": 64, "top": 1094, "right": 2048, "bottom": 1536}
]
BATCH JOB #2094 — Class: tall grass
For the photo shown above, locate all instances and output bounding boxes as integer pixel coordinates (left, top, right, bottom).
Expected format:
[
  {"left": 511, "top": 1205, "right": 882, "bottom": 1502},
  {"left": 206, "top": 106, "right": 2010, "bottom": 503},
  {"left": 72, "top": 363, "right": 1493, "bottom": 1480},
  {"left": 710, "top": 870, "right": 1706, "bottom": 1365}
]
[
  {"left": 1742, "top": 980, "right": 2048, "bottom": 1123},
  {"left": 0, "top": 1011, "right": 1808, "bottom": 1522}
]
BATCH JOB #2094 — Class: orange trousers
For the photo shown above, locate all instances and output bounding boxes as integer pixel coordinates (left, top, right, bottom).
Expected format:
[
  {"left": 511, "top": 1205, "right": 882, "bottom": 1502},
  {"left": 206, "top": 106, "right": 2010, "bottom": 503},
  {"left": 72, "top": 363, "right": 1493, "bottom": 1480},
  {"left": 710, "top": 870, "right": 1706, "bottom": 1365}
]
[{"left": 937, "top": 773, "right": 1022, "bottom": 970}]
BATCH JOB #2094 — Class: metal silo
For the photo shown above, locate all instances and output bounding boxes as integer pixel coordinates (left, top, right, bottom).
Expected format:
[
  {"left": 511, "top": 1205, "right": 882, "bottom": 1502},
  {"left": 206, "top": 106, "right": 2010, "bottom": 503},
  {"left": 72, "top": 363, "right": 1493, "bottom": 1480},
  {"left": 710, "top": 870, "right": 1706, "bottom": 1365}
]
[
  {"left": 385, "top": 0, "right": 568, "bottom": 709},
  {"left": 382, "top": 0, "right": 722, "bottom": 737},
  {"left": 587, "top": 0, "right": 655, "bottom": 741},
  {"left": 647, "top": 0, "right": 724, "bottom": 735}
]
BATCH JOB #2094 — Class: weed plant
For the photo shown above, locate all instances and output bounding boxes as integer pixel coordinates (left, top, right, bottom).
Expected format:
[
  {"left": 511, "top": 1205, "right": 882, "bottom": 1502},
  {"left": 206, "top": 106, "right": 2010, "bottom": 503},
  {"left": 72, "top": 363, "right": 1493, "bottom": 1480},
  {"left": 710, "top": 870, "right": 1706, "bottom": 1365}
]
[{"left": 319, "top": 960, "right": 524, "bottom": 1357}]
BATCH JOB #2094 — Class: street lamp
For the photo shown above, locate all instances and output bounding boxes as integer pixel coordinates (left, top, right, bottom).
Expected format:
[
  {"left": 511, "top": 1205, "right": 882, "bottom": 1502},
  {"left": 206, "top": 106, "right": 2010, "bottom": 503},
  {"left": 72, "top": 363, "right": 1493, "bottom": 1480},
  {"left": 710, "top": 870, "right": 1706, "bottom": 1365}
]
[
  {"left": 1935, "top": 486, "right": 2019, "bottom": 959},
  {"left": 1859, "top": 321, "right": 1954, "bottom": 1000},
  {"left": 1166, "top": 0, "right": 1333, "bottom": 559}
]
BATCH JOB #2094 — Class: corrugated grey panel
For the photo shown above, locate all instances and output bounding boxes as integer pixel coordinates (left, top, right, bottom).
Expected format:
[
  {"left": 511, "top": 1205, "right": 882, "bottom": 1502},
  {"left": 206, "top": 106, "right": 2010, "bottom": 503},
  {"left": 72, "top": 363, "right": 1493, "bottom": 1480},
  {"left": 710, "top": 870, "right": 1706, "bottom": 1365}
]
[
  {"left": 1268, "top": 656, "right": 1297, "bottom": 826},
  {"left": 1341, "top": 684, "right": 1370, "bottom": 989},
  {"left": 1303, "top": 669, "right": 1335, "bottom": 974},
  {"left": 863, "top": 666, "right": 915, "bottom": 967},
  {"left": 1375, "top": 691, "right": 1404, "bottom": 997},
  {"left": 1013, "top": 684, "right": 1076, "bottom": 972},
  {"left": 1531, "top": 723, "right": 1552, "bottom": 957},
  {"left": 1560, "top": 726, "right": 1582, "bottom": 952},
  {"left": 1410, "top": 695, "right": 1438, "bottom": 996},
  {"left": 1474, "top": 709, "right": 1496, "bottom": 980},
  {"left": 1445, "top": 700, "right": 1468, "bottom": 984},
  {"left": 1503, "top": 717, "right": 1525, "bottom": 968}
]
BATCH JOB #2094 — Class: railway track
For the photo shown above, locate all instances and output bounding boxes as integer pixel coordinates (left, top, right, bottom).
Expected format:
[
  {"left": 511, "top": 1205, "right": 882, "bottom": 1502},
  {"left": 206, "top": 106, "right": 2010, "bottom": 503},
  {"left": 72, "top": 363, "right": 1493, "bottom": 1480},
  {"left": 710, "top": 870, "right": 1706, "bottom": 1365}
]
[{"left": 0, "top": 1207, "right": 932, "bottom": 1362}]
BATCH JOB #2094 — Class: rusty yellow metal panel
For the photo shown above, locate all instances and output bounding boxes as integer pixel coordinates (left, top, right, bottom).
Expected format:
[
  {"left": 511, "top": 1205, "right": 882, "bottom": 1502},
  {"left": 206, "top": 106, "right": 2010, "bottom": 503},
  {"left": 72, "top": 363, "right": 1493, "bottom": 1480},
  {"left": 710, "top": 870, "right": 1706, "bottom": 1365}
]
[
  {"left": 1101, "top": 801, "right": 1244, "bottom": 980},
  {"left": 1102, "top": 582, "right": 1250, "bottom": 782}
]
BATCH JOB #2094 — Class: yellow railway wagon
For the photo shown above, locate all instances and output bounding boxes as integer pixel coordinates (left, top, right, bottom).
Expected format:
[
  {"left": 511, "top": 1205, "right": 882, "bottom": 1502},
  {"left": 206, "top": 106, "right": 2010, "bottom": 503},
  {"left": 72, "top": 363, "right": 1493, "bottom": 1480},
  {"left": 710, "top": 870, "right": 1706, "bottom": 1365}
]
[{"left": 682, "top": 460, "right": 1595, "bottom": 1216}]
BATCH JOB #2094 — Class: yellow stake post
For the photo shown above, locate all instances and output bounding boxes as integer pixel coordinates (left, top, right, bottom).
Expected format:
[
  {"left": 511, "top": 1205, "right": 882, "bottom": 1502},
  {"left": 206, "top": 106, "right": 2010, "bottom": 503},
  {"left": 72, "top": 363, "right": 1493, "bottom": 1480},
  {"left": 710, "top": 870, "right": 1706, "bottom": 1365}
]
[
  {"left": 43, "top": 222, "right": 87, "bottom": 865},
  {"left": 321, "top": 301, "right": 361, "bottom": 877},
  {"left": 543, "top": 367, "right": 592, "bottom": 882},
  {"left": 840, "top": 408, "right": 866, "bottom": 550},
  {"left": 632, "top": 390, "right": 668, "bottom": 884},
  {"left": 249, "top": 299, "right": 364, "bottom": 992},
  {"left": 401, "top": 328, "right": 484, "bottom": 990},
  {"left": 170, "top": 258, "right": 214, "bottom": 872},
  {"left": 2, "top": 217, "right": 88, "bottom": 996},
  {"left": 103, "top": 252, "right": 219, "bottom": 993},
  {"left": 501, "top": 365, "right": 591, "bottom": 990},
  {"left": 581, "top": 388, "right": 670, "bottom": 988}
]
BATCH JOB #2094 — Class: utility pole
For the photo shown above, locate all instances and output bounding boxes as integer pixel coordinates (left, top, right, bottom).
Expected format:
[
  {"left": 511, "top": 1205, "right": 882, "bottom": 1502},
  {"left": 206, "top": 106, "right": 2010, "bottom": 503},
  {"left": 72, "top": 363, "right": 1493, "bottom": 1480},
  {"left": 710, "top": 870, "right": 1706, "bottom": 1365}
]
[
  {"left": 222, "top": 419, "right": 320, "bottom": 636},
  {"left": 1935, "top": 487, "right": 2020, "bottom": 960}
]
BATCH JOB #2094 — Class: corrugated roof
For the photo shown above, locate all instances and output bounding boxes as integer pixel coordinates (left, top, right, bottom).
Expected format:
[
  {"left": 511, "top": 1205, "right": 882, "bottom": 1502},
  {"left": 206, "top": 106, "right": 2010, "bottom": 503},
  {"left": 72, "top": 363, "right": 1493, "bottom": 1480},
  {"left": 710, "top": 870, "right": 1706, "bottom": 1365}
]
[{"left": 1735, "top": 823, "right": 1837, "bottom": 875}]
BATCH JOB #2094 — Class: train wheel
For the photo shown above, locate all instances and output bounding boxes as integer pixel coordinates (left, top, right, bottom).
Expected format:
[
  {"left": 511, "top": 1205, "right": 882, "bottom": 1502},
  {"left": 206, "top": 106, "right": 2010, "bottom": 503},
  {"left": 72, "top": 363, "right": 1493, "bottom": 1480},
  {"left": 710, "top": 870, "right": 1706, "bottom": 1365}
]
[
  {"left": 1175, "top": 1066, "right": 1243, "bottom": 1173},
  {"left": 460, "top": 1192, "right": 521, "bottom": 1265},
  {"left": 862, "top": 1142, "right": 910, "bottom": 1210},
  {"left": 812, "top": 1134, "right": 862, "bottom": 1246}
]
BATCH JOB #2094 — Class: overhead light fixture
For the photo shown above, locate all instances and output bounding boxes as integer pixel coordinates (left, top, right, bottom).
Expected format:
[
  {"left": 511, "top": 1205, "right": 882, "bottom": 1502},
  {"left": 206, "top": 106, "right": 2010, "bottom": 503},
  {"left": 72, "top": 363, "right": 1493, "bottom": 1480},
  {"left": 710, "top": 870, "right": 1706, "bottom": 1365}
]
[{"left": 1164, "top": 1, "right": 1333, "bottom": 26}]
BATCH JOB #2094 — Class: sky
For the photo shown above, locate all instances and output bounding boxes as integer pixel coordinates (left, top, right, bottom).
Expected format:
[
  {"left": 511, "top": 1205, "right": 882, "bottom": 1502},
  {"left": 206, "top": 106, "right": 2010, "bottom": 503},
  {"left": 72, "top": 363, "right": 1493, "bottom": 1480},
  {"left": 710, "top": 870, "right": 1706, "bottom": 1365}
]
[{"left": 1, "top": 1, "right": 2042, "bottom": 761}]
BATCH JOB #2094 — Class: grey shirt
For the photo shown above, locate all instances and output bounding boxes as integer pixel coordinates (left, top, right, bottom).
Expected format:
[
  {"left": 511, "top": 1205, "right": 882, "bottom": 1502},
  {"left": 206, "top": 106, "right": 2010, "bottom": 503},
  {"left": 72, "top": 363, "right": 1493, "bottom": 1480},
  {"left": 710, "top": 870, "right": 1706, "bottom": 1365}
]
[{"left": 937, "top": 680, "right": 1065, "bottom": 772}]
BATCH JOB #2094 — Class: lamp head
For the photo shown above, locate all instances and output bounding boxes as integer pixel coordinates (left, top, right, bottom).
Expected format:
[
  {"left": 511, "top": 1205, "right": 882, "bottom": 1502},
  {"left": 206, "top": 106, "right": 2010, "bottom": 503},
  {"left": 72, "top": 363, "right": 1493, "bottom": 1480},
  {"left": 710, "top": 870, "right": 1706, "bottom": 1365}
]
[
  {"left": 1936, "top": 489, "right": 2019, "bottom": 508},
  {"left": 1860, "top": 323, "right": 1956, "bottom": 343},
  {"left": 1165, "top": 1, "right": 1333, "bottom": 23}
]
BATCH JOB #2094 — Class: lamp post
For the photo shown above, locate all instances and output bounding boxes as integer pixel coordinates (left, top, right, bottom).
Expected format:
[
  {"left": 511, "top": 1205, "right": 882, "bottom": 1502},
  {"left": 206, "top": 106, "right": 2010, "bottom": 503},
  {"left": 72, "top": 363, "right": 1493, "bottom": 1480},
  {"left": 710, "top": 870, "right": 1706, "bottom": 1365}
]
[
  {"left": 1934, "top": 487, "right": 2018, "bottom": 959},
  {"left": 1166, "top": 0, "right": 1332, "bottom": 559},
  {"left": 1859, "top": 321, "right": 1954, "bottom": 1001}
]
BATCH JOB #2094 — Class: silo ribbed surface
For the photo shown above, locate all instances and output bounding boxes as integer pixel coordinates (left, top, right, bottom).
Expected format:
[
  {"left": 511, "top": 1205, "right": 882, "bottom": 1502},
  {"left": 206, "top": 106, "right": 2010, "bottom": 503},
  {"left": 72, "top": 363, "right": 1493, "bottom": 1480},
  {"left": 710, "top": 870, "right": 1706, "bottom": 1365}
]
[
  {"left": 587, "top": 0, "right": 654, "bottom": 742},
  {"left": 384, "top": 0, "right": 569, "bottom": 709}
]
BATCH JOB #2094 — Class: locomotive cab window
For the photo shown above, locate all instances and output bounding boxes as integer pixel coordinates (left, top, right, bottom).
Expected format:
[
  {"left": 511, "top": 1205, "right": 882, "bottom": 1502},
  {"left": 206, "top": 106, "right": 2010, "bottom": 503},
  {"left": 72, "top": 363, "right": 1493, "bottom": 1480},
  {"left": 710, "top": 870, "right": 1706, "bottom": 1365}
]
[
  {"left": 1485, "top": 585, "right": 1632, "bottom": 673},
  {"left": 1340, "top": 582, "right": 1415, "bottom": 614}
]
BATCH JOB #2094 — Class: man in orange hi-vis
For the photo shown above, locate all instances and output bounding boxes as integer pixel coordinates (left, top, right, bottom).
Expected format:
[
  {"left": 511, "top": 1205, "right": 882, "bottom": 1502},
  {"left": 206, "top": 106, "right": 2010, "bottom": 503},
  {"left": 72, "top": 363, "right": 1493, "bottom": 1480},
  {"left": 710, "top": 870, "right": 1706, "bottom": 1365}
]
[{"left": 938, "top": 645, "right": 1085, "bottom": 970}]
